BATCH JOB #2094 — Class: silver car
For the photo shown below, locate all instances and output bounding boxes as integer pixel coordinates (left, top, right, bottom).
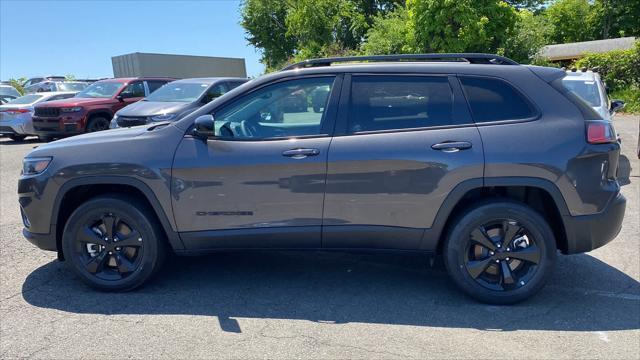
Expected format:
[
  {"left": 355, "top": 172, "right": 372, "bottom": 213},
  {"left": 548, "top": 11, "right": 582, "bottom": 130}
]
[
  {"left": 0, "top": 84, "right": 21, "bottom": 104},
  {"left": 562, "top": 70, "right": 625, "bottom": 120},
  {"left": 0, "top": 91, "right": 77, "bottom": 141},
  {"left": 24, "top": 81, "right": 89, "bottom": 94},
  {"left": 110, "top": 77, "right": 248, "bottom": 128}
]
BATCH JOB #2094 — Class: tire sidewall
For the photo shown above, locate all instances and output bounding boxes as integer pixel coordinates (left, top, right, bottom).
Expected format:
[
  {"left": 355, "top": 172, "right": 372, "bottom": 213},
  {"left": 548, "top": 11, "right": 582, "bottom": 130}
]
[
  {"left": 87, "top": 116, "right": 109, "bottom": 132},
  {"left": 444, "top": 201, "right": 557, "bottom": 304},
  {"left": 62, "top": 197, "right": 161, "bottom": 291}
]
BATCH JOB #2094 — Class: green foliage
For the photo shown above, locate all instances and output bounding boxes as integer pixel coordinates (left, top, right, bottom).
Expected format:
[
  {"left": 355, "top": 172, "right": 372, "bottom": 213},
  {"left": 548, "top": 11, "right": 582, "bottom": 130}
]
[
  {"left": 7, "top": 78, "right": 26, "bottom": 95},
  {"left": 574, "top": 41, "right": 640, "bottom": 91},
  {"left": 360, "top": 7, "right": 411, "bottom": 55},
  {"left": 544, "top": 0, "right": 592, "bottom": 44},
  {"left": 589, "top": 0, "right": 640, "bottom": 39},
  {"left": 502, "top": 9, "right": 554, "bottom": 63},
  {"left": 609, "top": 87, "right": 640, "bottom": 113},
  {"left": 64, "top": 74, "right": 76, "bottom": 81},
  {"left": 407, "top": 0, "right": 518, "bottom": 53}
]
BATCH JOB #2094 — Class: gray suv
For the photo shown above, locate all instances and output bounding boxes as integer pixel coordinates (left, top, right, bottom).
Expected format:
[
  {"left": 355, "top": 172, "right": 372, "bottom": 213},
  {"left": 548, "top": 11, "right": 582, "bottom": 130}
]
[{"left": 19, "top": 54, "right": 626, "bottom": 304}]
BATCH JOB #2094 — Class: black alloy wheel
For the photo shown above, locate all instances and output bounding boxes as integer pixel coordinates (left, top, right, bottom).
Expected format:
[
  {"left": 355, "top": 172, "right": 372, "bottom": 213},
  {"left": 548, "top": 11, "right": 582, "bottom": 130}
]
[
  {"left": 87, "top": 116, "right": 110, "bottom": 132},
  {"left": 74, "top": 213, "right": 144, "bottom": 281},
  {"left": 62, "top": 195, "right": 166, "bottom": 291},
  {"left": 444, "top": 201, "right": 556, "bottom": 304},
  {"left": 464, "top": 219, "right": 541, "bottom": 291}
]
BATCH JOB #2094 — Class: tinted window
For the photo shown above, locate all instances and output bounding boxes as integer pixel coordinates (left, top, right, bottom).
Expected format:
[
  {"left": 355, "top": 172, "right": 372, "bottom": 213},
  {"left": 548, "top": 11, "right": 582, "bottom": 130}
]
[
  {"left": 214, "top": 77, "right": 335, "bottom": 140},
  {"left": 349, "top": 76, "right": 454, "bottom": 133},
  {"left": 226, "top": 81, "right": 246, "bottom": 90},
  {"left": 460, "top": 77, "right": 535, "bottom": 122},
  {"left": 203, "top": 83, "right": 228, "bottom": 103},
  {"left": 120, "top": 81, "right": 145, "bottom": 98},
  {"left": 147, "top": 80, "right": 168, "bottom": 93}
]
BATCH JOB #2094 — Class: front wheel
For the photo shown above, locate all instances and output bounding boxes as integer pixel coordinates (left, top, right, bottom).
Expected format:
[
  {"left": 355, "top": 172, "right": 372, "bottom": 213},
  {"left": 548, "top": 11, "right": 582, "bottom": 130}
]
[
  {"left": 61, "top": 195, "right": 166, "bottom": 291},
  {"left": 9, "top": 134, "right": 26, "bottom": 141},
  {"left": 86, "top": 116, "right": 110, "bottom": 132},
  {"left": 443, "top": 201, "right": 556, "bottom": 304}
]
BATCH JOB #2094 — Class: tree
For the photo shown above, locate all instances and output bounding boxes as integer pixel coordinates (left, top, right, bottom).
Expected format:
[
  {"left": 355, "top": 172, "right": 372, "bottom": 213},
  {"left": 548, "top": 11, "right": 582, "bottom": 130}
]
[
  {"left": 240, "top": 0, "right": 296, "bottom": 71},
  {"left": 406, "top": 0, "right": 518, "bottom": 53},
  {"left": 8, "top": 78, "right": 26, "bottom": 95},
  {"left": 360, "top": 6, "right": 412, "bottom": 55},
  {"left": 589, "top": 0, "right": 640, "bottom": 39},
  {"left": 503, "top": 9, "right": 554, "bottom": 63},
  {"left": 544, "top": 0, "right": 593, "bottom": 44}
]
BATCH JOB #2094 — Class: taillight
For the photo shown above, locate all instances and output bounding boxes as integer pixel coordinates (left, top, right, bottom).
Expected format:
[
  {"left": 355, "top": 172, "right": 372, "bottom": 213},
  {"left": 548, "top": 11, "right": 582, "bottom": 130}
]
[
  {"left": 0, "top": 108, "right": 31, "bottom": 114},
  {"left": 586, "top": 121, "right": 617, "bottom": 144}
]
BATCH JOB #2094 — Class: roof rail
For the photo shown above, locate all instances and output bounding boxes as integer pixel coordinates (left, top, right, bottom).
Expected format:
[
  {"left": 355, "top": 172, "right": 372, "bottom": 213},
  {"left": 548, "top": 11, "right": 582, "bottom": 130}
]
[{"left": 282, "top": 53, "right": 519, "bottom": 71}]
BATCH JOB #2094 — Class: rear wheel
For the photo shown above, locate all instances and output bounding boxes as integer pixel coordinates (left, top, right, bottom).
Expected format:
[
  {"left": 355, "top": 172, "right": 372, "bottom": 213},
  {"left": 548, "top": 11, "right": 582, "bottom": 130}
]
[
  {"left": 61, "top": 195, "right": 166, "bottom": 291},
  {"left": 86, "top": 116, "right": 110, "bottom": 132},
  {"left": 443, "top": 201, "right": 556, "bottom": 304},
  {"left": 9, "top": 134, "right": 26, "bottom": 141}
]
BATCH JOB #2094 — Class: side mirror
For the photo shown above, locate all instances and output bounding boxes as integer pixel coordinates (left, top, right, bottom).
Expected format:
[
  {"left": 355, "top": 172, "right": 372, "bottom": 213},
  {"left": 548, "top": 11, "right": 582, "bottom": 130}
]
[
  {"left": 610, "top": 99, "right": 625, "bottom": 114},
  {"left": 192, "top": 114, "right": 215, "bottom": 140},
  {"left": 116, "top": 95, "right": 124, "bottom": 102}
]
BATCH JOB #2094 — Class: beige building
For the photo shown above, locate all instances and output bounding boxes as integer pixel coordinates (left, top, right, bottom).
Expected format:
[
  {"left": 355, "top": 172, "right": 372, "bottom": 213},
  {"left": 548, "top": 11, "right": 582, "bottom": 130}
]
[
  {"left": 111, "top": 52, "right": 247, "bottom": 79},
  {"left": 540, "top": 37, "right": 637, "bottom": 62}
]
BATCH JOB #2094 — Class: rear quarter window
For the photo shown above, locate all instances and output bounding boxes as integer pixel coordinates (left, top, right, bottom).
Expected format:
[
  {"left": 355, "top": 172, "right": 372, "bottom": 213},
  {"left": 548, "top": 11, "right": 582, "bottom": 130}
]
[{"left": 460, "top": 76, "right": 537, "bottom": 122}]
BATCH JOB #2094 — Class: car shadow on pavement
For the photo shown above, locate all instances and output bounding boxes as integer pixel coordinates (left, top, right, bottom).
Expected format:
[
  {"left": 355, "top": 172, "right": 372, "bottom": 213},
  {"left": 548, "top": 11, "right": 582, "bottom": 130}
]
[
  {"left": 617, "top": 154, "right": 632, "bottom": 186},
  {"left": 22, "top": 251, "right": 640, "bottom": 333}
]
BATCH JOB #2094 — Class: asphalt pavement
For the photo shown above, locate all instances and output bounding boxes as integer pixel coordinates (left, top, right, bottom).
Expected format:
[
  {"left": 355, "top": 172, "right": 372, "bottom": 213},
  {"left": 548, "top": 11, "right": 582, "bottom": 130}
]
[{"left": 1, "top": 115, "right": 638, "bottom": 359}]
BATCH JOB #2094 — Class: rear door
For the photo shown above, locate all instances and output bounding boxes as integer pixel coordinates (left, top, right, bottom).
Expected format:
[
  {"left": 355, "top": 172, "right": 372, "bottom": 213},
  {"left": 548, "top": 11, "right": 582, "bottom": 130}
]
[{"left": 323, "top": 74, "right": 484, "bottom": 250}]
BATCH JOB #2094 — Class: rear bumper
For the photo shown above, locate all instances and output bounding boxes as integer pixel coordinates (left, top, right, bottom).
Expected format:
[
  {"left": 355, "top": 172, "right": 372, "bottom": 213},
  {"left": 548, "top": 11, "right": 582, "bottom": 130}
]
[
  {"left": 562, "top": 193, "right": 626, "bottom": 254},
  {"left": 23, "top": 228, "right": 57, "bottom": 252}
]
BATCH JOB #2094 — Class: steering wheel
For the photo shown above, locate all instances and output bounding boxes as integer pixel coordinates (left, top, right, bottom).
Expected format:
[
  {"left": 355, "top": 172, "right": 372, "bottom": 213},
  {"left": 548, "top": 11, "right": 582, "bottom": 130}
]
[{"left": 239, "top": 120, "right": 256, "bottom": 138}]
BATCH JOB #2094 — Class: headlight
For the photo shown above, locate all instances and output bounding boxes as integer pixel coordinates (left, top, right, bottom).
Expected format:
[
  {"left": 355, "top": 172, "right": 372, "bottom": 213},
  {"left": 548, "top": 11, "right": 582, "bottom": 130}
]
[
  {"left": 110, "top": 115, "right": 119, "bottom": 129},
  {"left": 150, "top": 113, "right": 176, "bottom": 122},
  {"left": 60, "top": 106, "right": 83, "bottom": 113},
  {"left": 22, "top": 157, "right": 52, "bottom": 176}
]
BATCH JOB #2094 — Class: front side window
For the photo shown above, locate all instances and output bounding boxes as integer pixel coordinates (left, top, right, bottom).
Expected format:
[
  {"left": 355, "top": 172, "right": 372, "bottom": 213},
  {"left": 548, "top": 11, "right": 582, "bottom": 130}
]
[
  {"left": 460, "top": 77, "right": 536, "bottom": 122},
  {"left": 120, "top": 81, "right": 145, "bottom": 98},
  {"left": 348, "top": 76, "right": 455, "bottom": 133},
  {"left": 202, "top": 84, "right": 228, "bottom": 103},
  {"left": 213, "top": 77, "right": 335, "bottom": 140},
  {"left": 76, "top": 81, "right": 125, "bottom": 98}
]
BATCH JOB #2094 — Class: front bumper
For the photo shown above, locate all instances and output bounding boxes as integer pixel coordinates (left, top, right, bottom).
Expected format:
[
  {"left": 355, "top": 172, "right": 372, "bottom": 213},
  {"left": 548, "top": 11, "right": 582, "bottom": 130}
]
[
  {"left": 562, "top": 193, "right": 626, "bottom": 254},
  {"left": 23, "top": 228, "right": 57, "bottom": 252},
  {"left": 32, "top": 114, "right": 85, "bottom": 136}
]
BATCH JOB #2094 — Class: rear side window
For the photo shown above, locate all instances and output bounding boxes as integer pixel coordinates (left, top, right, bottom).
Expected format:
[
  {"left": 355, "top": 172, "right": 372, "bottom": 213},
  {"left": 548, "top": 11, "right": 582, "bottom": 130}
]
[
  {"left": 460, "top": 77, "right": 536, "bottom": 122},
  {"left": 146, "top": 80, "right": 167, "bottom": 93},
  {"left": 349, "top": 76, "right": 455, "bottom": 133},
  {"left": 551, "top": 78, "right": 602, "bottom": 120}
]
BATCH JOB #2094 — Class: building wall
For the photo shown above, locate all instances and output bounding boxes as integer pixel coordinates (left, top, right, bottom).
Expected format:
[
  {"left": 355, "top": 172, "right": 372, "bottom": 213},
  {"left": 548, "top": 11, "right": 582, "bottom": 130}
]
[{"left": 112, "top": 53, "right": 247, "bottom": 78}]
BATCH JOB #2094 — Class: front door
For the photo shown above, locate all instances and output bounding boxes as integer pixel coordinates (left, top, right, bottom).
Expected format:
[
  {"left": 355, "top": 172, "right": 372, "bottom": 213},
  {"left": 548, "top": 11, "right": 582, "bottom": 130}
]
[
  {"left": 323, "top": 74, "right": 484, "bottom": 250},
  {"left": 172, "top": 75, "right": 341, "bottom": 250}
]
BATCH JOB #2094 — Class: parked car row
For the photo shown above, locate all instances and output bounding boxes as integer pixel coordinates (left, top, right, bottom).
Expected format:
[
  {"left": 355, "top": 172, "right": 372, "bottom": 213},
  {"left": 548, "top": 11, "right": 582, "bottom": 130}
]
[{"left": 0, "top": 76, "right": 248, "bottom": 141}]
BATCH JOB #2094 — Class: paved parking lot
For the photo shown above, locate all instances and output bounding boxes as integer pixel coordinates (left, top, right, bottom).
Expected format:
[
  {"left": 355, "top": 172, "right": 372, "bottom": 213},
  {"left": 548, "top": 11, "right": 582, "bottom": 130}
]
[{"left": 1, "top": 115, "right": 638, "bottom": 359}]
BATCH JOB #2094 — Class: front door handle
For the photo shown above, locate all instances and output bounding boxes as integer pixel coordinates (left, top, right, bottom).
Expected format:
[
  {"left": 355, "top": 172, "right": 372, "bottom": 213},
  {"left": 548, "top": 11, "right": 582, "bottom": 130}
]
[
  {"left": 282, "top": 148, "right": 320, "bottom": 159},
  {"left": 431, "top": 141, "right": 472, "bottom": 153}
]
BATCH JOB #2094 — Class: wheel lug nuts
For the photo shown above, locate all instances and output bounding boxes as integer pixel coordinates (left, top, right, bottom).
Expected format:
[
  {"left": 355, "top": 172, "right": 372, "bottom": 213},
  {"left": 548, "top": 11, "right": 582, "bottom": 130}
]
[
  {"left": 497, "top": 244, "right": 501, "bottom": 248},
  {"left": 490, "top": 251, "right": 495, "bottom": 256},
  {"left": 115, "top": 247, "right": 121, "bottom": 251},
  {"left": 506, "top": 257, "right": 510, "bottom": 261},
  {"left": 506, "top": 248, "right": 511, "bottom": 252},
  {"left": 138, "top": 238, "right": 142, "bottom": 242},
  {"left": 108, "top": 251, "right": 113, "bottom": 255},
  {"left": 495, "top": 260, "right": 500, "bottom": 263}
]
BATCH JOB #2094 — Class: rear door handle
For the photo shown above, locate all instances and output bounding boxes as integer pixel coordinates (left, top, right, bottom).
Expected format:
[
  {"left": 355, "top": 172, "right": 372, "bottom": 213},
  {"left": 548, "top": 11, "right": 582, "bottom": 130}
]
[
  {"left": 431, "top": 141, "right": 472, "bottom": 152},
  {"left": 282, "top": 148, "right": 320, "bottom": 159}
]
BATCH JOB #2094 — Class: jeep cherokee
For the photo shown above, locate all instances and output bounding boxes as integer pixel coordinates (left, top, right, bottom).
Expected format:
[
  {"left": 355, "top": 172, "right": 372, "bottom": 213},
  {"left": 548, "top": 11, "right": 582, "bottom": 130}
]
[
  {"left": 19, "top": 54, "right": 626, "bottom": 304},
  {"left": 31, "top": 77, "right": 172, "bottom": 139}
]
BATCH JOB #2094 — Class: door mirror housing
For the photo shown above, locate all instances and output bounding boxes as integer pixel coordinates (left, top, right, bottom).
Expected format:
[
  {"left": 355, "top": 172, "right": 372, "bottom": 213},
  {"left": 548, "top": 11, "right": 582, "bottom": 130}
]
[
  {"left": 192, "top": 114, "right": 215, "bottom": 140},
  {"left": 116, "top": 95, "right": 124, "bottom": 102},
  {"left": 610, "top": 99, "right": 625, "bottom": 114}
]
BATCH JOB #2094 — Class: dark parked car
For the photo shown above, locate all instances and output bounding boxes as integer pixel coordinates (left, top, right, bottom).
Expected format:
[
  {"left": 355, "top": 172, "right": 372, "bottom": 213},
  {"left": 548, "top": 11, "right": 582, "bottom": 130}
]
[
  {"left": 31, "top": 77, "right": 172, "bottom": 139},
  {"left": 111, "top": 77, "right": 247, "bottom": 128},
  {"left": 19, "top": 54, "right": 625, "bottom": 304}
]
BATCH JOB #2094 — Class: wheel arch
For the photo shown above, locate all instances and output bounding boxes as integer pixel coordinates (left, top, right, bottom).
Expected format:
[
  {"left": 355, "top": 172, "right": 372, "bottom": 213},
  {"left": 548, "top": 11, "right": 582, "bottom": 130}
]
[
  {"left": 422, "top": 177, "right": 571, "bottom": 254},
  {"left": 52, "top": 177, "right": 184, "bottom": 259}
]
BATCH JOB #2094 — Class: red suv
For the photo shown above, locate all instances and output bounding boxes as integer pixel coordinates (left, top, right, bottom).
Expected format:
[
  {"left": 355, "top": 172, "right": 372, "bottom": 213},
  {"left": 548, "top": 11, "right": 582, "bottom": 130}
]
[{"left": 32, "top": 77, "right": 172, "bottom": 139}]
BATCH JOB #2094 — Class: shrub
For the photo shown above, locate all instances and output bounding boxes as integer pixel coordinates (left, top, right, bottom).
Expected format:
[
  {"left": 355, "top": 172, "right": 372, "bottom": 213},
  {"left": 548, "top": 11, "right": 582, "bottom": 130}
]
[{"left": 574, "top": 40, "right": 640, "bottom": 91}]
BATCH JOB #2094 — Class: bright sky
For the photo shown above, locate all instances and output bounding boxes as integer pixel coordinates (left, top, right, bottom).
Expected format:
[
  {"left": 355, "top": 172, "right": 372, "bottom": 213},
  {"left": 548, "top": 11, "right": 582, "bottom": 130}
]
[{"left": 0, "top": 0, "right": 264, "bottom": 80}]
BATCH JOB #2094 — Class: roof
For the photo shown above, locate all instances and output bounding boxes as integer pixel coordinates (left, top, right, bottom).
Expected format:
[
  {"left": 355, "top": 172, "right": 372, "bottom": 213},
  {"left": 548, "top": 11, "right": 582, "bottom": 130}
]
[
  {"left": 171, "top": 77, "right": 247, "bottom": 84},
  {"left": 540, "top": 37, "right": 637, "bottom": 61}
]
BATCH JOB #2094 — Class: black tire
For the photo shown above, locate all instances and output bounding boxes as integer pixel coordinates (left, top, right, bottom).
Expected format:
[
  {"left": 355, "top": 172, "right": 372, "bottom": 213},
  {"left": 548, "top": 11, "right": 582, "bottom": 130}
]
[
  {"left": 38, "top": 136, "right": 53, "bottom": 142},
  {"left": 9, "top": 134, "right": 26, "bottom": 141},
  {"left": 443, "top": 200, "right": 556, "bottom": 304},
  {"left": 61, "top": 194, "right": 167, "bottom": 291},
  {"left": 86, "top": 116, "right": 110, "bottom": 133}
]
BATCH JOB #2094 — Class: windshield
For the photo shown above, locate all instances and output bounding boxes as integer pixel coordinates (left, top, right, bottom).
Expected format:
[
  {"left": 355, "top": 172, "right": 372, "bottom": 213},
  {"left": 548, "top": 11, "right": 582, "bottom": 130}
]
[
  {"left": 6, "top": 94, "right": 43, "bottom": 105},
  {"left": 0, "top": 86, "right": 21, "bottom": 97},
  {"left": 76, "top": 81, "right": 124, "bottom": 98},
  {"left": 58, "top": 82, "right": 88, "bottom": 92},
  {"left": 561, "top": 79, "right": 602, "bottom": 107},
  {"left": 145, "top": 82, "right": 209, "bottom": 102}
]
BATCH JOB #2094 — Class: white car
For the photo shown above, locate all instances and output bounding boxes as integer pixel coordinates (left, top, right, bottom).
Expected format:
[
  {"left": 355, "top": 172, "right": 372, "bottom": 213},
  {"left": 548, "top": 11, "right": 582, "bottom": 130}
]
[
  {"left": 0, "top": 91, "right": 77, "bottom": 141},
  {"left": 562, "top": 70, "right": 625, "bottom": 121}
]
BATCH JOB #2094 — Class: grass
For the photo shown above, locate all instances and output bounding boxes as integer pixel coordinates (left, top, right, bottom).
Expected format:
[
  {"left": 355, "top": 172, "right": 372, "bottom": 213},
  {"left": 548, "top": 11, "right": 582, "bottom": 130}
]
[{"left": 610, "top": 86, "right": 640, "bottom": 114}]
